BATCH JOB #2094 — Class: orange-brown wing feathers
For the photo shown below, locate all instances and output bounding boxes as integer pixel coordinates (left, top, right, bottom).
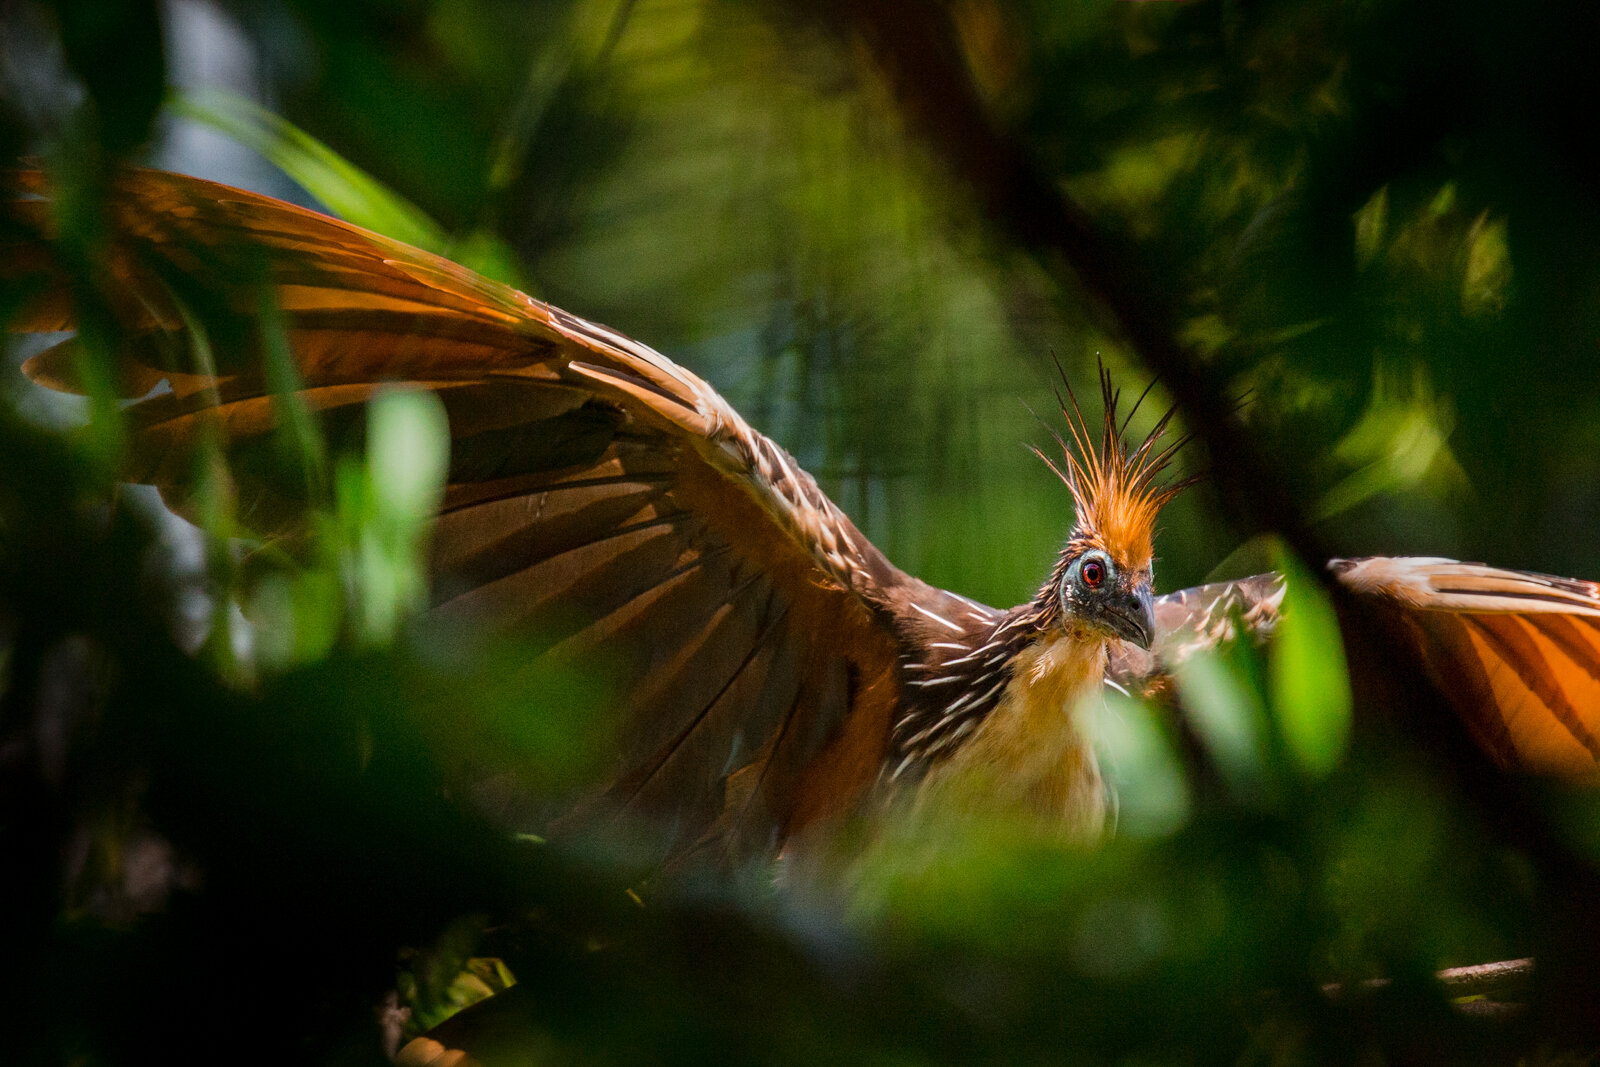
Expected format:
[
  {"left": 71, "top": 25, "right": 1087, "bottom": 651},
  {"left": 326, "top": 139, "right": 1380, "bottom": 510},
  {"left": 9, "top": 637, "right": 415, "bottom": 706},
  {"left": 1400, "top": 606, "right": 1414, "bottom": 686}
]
[
  {"left": 7, "top": 167, "right": 912, "bottom": 860},
  {"left": 1115, "top": 558, "right": 1600, "bottom": 778},
  {"left": 14, "top": 177, "right": 539, "bottom": 392},
  {"left": 1334, "top": 557, "right": 1600, "bottom": 775}
]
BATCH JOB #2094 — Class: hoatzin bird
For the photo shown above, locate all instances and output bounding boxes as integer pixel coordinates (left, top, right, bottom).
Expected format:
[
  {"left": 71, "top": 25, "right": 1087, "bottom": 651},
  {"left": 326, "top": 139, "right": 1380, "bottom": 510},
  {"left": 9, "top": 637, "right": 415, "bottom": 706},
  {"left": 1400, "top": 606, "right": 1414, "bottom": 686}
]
[{"left": 8, "top": 168, "right": 1600, "bottom": 869}]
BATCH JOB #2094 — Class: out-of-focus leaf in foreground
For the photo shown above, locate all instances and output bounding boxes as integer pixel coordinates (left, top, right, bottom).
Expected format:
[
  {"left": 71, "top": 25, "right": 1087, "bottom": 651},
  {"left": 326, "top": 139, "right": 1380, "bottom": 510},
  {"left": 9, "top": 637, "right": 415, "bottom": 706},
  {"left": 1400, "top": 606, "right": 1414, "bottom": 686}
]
[
  {"left": 170, "top": 89, "right": 527, "bottom": 288},
  {"left": 348, "top": 388, "right": 449, "bottom": 645},
  {"left": 1268, "top": 550, "right": 1352, "bottom": 779},
  {"left": 171, "top": 88, "right": 448, "bottom": 252}
]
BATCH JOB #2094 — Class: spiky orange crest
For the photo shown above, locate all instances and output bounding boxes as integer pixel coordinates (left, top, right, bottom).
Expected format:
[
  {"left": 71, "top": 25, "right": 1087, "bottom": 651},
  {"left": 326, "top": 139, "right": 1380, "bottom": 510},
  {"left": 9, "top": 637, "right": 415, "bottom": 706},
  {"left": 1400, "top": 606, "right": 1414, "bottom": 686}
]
[{"left": 1032, "top": 365, "right": 1196, "bottom": 572}]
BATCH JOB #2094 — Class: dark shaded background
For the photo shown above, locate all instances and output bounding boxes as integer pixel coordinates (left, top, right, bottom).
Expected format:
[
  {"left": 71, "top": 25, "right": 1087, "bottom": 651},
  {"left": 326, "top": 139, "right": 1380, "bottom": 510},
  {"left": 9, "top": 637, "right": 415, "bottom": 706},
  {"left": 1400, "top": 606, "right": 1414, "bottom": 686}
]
[{"left": 4, "top": 0, "right": 1600, "bottom": 1063}]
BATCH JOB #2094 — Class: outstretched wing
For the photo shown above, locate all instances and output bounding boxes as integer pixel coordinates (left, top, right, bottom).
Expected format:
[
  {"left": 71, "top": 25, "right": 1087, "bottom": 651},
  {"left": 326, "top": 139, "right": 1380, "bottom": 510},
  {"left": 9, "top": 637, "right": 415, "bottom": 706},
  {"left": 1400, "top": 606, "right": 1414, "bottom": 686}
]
[
  {"left": 1110, "top": 557, "right": 1600, "bottom": 776},
  {"left": 5, "top": 168, "right": 913, "bottom": 862},
  {"left": 1332, "top": 556, "right": 1600, "bottom": 774}
]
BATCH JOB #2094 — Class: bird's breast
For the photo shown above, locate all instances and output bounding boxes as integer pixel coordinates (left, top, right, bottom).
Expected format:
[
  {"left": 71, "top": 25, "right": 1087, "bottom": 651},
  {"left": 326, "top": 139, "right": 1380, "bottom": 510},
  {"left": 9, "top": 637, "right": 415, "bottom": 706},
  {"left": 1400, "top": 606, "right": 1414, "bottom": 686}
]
[{"left": 912, "top": 629, "right": 1108, "bottom": 839}]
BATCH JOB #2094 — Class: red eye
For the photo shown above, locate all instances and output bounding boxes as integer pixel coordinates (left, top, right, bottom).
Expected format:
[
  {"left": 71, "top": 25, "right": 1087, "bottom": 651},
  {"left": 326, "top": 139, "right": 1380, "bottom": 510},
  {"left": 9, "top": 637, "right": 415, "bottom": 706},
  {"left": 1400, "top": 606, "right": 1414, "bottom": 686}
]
[{"left": 1081, "top": 559, "right": 1105, "bottom": 589}]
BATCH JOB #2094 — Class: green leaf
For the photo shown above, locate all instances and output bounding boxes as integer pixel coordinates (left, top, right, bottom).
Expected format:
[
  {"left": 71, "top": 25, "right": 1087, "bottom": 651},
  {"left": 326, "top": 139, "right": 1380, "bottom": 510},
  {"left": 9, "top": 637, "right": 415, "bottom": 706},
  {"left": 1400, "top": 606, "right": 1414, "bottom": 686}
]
[
  {"left": 1095, "top": 691, "right": 1191, "bottom": 838},
  {"left": 169, "top": 89, "right": 530, "bottom": 288},
  {"left": 352, "top": 388, "right": 450, "bottom": 644},
  {"left": 368, "top": 388, "right": 450, "bottom": 531},
  {"left": 168, "top": 88, "right": 448, "bottom": 252},
  {"left": 1268, "top": 550, "right": 1352, "bottom": 778},
  {"left": 1174, "top": 645, "right": 1268, "bottom": 793}
]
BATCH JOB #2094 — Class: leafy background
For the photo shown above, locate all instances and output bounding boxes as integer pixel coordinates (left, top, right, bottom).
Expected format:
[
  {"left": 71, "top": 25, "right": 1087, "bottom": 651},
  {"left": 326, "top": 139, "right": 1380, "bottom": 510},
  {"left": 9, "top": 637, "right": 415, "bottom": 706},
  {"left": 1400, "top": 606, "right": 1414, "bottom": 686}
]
[{"left": 4, "top": 0, "right": 1600, "bottom": 1063}]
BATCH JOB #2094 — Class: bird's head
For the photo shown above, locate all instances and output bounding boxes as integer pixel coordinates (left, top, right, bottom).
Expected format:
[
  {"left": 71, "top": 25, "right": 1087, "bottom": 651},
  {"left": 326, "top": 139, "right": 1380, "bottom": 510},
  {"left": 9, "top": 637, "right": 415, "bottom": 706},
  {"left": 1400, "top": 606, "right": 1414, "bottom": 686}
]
[{"left": 1031, "top": 367, "right": 1196, "bottom": 651}]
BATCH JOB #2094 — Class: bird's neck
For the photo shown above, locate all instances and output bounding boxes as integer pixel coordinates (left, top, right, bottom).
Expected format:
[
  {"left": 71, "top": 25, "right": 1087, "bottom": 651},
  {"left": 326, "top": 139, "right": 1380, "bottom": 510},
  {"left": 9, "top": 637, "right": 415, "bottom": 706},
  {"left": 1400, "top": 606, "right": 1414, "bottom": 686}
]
[{"left": 914, "top": 625, "right": 1108, "bottom": 839}]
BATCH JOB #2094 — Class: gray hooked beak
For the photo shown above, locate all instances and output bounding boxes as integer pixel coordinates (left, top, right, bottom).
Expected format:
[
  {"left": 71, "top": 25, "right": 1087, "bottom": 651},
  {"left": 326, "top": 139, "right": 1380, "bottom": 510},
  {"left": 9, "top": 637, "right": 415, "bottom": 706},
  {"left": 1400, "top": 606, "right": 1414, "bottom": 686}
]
[{"left": 1103, "top": 581, "right": 1156, "bottom": 651}]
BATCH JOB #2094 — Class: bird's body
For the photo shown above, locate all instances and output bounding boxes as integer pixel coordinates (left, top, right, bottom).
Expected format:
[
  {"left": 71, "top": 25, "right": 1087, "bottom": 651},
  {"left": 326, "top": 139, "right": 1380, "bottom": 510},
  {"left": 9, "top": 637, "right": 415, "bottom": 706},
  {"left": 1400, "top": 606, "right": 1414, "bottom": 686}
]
[
  {"left": 913, "top": 623, "right": 1109, "bottom": 837},
  {"left": 9, "top": 166, "right": 1600, "bottom": 870}
]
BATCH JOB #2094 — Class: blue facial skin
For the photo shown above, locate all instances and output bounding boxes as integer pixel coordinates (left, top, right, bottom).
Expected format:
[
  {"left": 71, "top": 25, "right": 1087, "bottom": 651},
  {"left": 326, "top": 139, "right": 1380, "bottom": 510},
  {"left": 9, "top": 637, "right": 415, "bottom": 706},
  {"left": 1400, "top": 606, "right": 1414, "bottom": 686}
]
[{"left": 1060, "top": 550, "right": 1156, "bottom": 650}]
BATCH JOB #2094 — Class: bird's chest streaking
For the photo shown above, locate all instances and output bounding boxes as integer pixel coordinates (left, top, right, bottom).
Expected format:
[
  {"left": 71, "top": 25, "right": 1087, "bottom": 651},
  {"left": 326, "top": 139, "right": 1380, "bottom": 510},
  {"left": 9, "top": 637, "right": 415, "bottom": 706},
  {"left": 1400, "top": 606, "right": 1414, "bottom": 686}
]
[{"left": 911, "top": 628, "right": 1108, "bottom": 839}]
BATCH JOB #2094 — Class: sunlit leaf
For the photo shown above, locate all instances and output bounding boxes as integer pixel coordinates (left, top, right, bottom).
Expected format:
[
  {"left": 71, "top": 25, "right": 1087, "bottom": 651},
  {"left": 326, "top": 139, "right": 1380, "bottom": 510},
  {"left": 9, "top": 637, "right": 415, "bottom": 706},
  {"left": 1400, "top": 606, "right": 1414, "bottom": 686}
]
[
  {"left": 1268, "top": 549, "right": 1351, "bottom": 778},
  {"left": 1353, "top": 185, "right": 1389, "bottom": 266},
  {"left": 170, "top": 88, "right": 448, "bottom": 251},
  {"left": 368, "top": 388, "right": 450, "bottom": 532},
  {"left": 350, "top": 388, "right": 449, "bottom": 644},
  {"left": 1317, "top": 364, "right": 1469, "bottom": 521},
  {"left": 1096, "top": 691, "right": 1191, "bottom": 838},
  {"left": 1174, "top": 643, "right": 1268, "bottom": 794},
  {"left": 1463, "top": 213, "right": 1512, "bottom": 315}
]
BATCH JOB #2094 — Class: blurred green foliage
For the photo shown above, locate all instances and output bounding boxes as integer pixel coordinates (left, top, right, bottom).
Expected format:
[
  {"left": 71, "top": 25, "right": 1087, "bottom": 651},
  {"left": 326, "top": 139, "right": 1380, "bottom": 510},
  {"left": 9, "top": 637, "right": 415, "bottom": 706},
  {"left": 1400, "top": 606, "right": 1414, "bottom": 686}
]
[{"left": 6, "top": 0, "right": 1600, "bottom": 1063}]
